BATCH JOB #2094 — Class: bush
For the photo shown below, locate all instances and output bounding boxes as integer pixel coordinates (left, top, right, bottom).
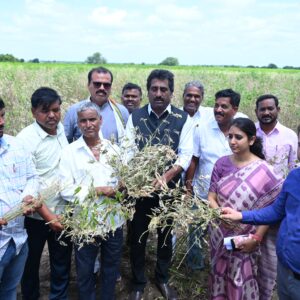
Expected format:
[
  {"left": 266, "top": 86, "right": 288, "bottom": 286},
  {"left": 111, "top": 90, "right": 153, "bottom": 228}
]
[
  {"left": 159, "top": 57, "right": 179, "bottom": 66},
  {"left": 0, "top": 53, "right": 24, "bottom": 62},
  {"left": 86, "top": 52, "right": 107, "bottom": 64}
]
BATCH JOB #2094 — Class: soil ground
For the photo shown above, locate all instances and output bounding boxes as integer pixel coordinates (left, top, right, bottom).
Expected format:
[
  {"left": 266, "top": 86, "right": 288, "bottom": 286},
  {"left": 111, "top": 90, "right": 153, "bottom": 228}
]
[
  {"left": 16, "top": 232, "right": 208, "bottom": 300},
  {"left": 17, "top": 233, "right": 279, "bottom": 300}
]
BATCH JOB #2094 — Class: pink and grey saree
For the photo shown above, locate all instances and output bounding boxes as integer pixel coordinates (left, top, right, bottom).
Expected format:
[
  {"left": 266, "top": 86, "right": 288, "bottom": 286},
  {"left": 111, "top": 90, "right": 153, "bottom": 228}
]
[{"left": 209, "top": 156, "right": 282, "bottom": 300}]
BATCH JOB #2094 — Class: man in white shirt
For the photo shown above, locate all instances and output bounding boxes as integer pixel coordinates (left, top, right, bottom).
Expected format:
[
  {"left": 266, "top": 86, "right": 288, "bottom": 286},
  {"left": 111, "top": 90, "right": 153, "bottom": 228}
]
[
  {"left": 255, "top": 94, "right": 298, "bottom": 178},
  {"left": 17, "top": 87, "right": 72, "bottom": 300},
  {"left": 59, "top": 102, "right": 123, "bottom": 300},
  {"left": 182, "top": 80, "right": 213, "bottom": 124},
  {"left": 0, "top": 97, "right": 39, "bottom": 299},
  {"left": 182, "top": 81, "right": 247, "bottom": 125},
  {"left": 186, "top": 88, "right": 241, "bottom": 200},
  {"left": 181, "top": 81, "right": 213, "bottom": 271},
  {"left": 126, "top": 69, "right": 194, "bottom": 300}
]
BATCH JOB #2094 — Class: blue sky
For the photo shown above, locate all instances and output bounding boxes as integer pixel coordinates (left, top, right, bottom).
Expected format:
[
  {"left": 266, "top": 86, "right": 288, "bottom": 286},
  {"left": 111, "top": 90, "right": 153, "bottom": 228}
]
[{"left": 1, "top": 0, "right": 300, "bottom": 67}]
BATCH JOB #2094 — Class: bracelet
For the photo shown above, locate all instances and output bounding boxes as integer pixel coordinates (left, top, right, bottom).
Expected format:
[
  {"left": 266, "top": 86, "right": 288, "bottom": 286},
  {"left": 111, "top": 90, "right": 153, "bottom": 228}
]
[{"left": 250, "top": 233, "right": 263, "bottom": 243}]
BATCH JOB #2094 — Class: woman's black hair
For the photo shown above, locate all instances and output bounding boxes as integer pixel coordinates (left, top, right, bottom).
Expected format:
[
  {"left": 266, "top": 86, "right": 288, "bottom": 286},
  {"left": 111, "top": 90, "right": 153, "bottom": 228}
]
[{"left": 230, "top": 118, "right": 265, "bottom": 159}]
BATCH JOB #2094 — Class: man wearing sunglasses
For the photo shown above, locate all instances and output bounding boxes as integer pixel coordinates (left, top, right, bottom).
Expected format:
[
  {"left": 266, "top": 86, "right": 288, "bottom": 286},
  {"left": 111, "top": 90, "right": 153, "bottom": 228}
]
[{"left": 64, "top": 66, "right": 129, "bottom": 144}]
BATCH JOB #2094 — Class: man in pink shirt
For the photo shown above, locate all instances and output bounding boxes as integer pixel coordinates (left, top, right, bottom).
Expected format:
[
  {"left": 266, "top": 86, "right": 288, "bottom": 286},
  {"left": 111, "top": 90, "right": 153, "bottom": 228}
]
[
  {"left": 255, "top": 94, "right": 298, "bottom": 178},
  {"left": 255, "top": 94, "right": 297, "bottom": 299}
]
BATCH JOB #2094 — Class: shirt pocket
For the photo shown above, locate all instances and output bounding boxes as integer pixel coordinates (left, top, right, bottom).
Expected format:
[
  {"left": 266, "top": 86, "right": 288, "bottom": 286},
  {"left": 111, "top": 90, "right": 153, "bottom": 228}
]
[{"left": 3, "top": 159, "right": 27, "bottom": 190}]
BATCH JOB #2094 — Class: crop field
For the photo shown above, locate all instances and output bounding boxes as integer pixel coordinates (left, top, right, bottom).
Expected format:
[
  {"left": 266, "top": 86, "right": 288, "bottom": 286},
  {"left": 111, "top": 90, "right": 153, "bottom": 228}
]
[
  {"left": 0, "top": 62, "right": 300, "bottom": 136},
  {"left": 1, "top": 62, "right": 293, "bottom": 299}
]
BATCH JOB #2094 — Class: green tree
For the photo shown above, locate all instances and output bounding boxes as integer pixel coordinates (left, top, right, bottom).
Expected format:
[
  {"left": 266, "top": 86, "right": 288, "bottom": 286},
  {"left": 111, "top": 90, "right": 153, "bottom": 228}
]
[
  {"left": 159, "top": 57, "right": 179, "bottom": 66},
  {"left": 0, "top": 53, "right": 23, "bottom": 62},
  {"left": 267, "top": 63, "right": 278, "bottom": 69},
  {"left": 86, "top": 52, "right": 107, "bottom": 64},
  {"left": 29, "top": 58, "right": 40, "bottom": 63}
]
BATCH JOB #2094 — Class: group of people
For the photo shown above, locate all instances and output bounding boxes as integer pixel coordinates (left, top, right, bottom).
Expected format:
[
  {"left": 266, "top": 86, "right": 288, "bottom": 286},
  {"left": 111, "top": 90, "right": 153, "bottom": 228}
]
[{"left": 0, "top": 66, "right": 299, "bottom": 300}]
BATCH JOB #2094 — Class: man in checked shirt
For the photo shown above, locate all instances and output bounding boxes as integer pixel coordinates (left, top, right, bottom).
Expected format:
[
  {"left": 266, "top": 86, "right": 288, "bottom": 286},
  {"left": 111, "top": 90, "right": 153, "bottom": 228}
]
[{"left": 0, "top": 97, "right": 39, "bottom": 300}]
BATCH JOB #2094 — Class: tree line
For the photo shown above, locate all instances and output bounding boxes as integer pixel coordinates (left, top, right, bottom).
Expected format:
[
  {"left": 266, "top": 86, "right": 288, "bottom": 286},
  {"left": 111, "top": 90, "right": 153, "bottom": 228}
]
[{"left": 1, "top": 52, "right": 300, "bottom": 69}]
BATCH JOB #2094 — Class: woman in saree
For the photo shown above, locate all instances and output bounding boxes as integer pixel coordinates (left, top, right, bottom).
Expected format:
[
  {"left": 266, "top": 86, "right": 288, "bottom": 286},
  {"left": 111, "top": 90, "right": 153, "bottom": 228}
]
[{"left": 208, "top": 118, "right": 283, "bottom": 300}]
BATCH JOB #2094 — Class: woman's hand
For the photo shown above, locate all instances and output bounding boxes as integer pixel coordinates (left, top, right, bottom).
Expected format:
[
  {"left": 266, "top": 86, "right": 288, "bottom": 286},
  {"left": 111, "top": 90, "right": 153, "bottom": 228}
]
[{"left": 238, "top": 238, "right": 259, "bottom": 253}]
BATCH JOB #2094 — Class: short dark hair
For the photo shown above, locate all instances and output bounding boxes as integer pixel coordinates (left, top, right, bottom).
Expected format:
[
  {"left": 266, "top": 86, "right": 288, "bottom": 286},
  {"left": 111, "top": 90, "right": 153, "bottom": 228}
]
[
  {"left": 146, "top": 69, "right": 174, "bottom": 93},
  {"left": 255, "top": 94, "right": 279, "bottom": 108},
  {"left": 88, "top": 67, "right": 113, "bottom": 84},
  {"left": 215, "top": 89, "right": 240, "bottom": 107},
  {"left": 0, "top": 97, "right": 5, "bottom": 110},
  {"left": 31, "top": 87, "right": 62, "bottom": 109},
  {"left": 231, "top": 118, "right": 265, "bottom": 159},
  {"left": 122, "top": 82, "right": 142, "bottom": 95},
  {"left": 297, "top": 124, "right": 300, "bottom": 136}
]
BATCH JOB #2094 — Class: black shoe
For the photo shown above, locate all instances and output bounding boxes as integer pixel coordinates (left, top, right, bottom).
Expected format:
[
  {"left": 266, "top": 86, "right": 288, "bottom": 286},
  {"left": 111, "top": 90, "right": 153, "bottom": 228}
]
[
  {"left": 155, "top": 282, "right": 178, "bottom": 300},
  {"left": 128, "top": 290, "right": 143, "bottom": 300}
]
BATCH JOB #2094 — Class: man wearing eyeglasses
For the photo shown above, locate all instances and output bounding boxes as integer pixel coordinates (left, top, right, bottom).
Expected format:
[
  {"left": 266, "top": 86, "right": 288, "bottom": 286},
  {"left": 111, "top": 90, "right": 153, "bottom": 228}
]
[{"left": 64, "top": 66, "right": 129, "bottom": 144}]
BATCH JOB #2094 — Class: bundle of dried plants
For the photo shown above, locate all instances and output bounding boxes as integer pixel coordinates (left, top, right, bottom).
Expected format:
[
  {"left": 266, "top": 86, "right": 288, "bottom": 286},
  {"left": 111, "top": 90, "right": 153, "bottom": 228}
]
[
  {"left": 57, "top": 184, "right": 136, "bottom": 249},
  {"left": 110, "top": 141, "right": 177, "bottom": 198},
  {"left": 147, "top": 187, "right": 235, "bottom": 268},
  {"left": 2, "top": 181, "right": 61, "bottom": 222}
]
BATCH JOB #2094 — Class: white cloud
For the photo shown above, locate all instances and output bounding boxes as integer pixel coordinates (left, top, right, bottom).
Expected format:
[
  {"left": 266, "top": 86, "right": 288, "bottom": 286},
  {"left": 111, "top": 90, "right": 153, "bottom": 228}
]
[
  {"left": 88, "top": 7, "right": 128, "bottom": 27},
  {"left": 0, "top": 0, "right": 299, "bottom": 66}
]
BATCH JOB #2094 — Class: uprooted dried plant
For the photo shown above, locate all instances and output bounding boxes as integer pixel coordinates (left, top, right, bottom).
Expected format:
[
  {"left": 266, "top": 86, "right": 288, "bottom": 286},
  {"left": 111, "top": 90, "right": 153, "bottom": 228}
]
[
  {"left": 55, "top": 181, "right": 136, "bottom": 249},
  {"left": 2, "top": 181, "right": 61, "bottom": 222},
  {"left": 147, "top": 187, "right": 236, "bottom": 268}
]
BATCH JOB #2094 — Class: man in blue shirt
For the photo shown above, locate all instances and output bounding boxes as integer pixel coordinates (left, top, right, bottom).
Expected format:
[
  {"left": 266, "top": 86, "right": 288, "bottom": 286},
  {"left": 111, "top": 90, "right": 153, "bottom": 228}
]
[
  {"left": 0, "top": 97, "right": 39, "bottom": 300},
  {"left": 64, "top": 66, "right": 129, "bottom": 144},
  {"left": 221, "top": 167, "right": 300, "bottom": 300}
]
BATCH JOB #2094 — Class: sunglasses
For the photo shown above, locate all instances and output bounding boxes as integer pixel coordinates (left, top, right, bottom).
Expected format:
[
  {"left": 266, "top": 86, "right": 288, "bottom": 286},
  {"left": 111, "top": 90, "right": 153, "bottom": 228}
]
[{"left": 92, "top": 81, "right": 112, "bottom": 89}]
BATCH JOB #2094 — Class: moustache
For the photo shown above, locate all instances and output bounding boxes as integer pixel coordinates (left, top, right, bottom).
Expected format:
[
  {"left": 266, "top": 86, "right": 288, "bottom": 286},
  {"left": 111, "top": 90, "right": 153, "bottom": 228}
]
[
  {"left": 214, "top": 112, "right": 224, "bottom": 117},
  {"left": 96, "top": 90, "right": 107, "bottom": 95}
]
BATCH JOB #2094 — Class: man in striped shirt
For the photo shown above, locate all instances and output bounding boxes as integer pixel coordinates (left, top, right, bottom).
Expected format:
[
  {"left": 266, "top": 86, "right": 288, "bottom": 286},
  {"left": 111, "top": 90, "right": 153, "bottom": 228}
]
[{"left": 0, "top": 97, "right": 39, "bottom": 300}]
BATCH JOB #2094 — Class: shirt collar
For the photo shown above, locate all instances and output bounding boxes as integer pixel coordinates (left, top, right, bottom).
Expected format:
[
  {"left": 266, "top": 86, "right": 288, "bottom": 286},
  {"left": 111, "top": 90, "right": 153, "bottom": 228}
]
[
  {"left": 89, "top": 97, "right": 111, "bottom": 110},
  {"left": 193, "top": 109, "right": 201, "bottom": 119},
  {"left": 33, "top": 121, "right": 64, "bottom": 140},
  {"left": 256, "top": 120, "right": 281, "bottom": 135},
  {"left": 180, "top": 106, "right": 200, "bottom": 119},
  {"left": 74, "top": 136, "right": 89, "bottom": 150},
  {"left": 147, "top": 103, "right": 172, "bottom": 117},
  {"left": 75, "top": 135, "right": 109, "bottom": 153}
]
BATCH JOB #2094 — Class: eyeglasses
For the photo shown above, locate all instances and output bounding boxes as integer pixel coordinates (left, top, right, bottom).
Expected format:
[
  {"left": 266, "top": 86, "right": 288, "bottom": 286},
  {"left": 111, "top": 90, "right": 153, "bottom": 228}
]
[{"left": 92, "top": 81, "right": 112, "bottom": 89}]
